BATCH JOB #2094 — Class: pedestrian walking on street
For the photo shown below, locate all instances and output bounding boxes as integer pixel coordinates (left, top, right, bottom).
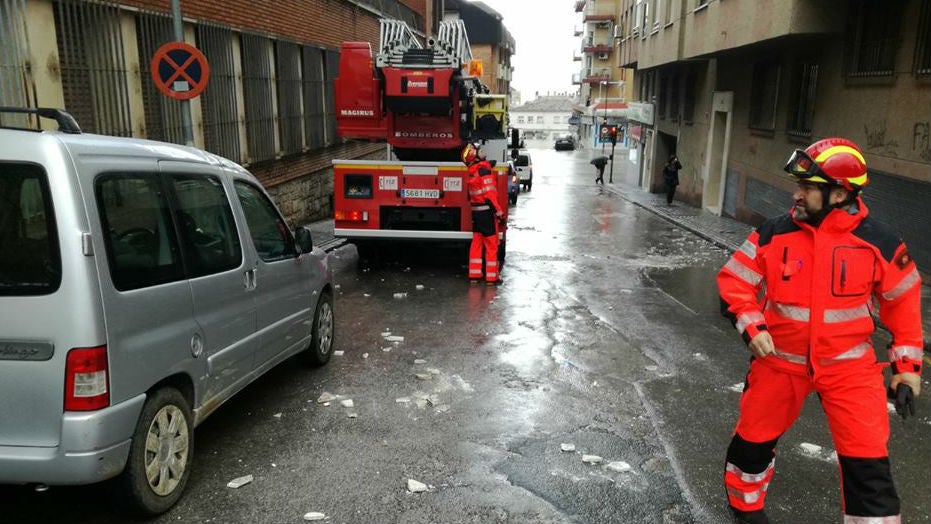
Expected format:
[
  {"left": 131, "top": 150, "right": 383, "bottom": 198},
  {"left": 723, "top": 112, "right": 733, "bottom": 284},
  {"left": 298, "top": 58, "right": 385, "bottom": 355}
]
[
  {"left": 716, "top": 138, "right": 923, "bottom": 524},
  {"left": 590, "top": 155, "right": 608, "bottom": 184},
  {"left": 662, "top": 154, "right": 682, "bottom": 204},
  {"left": 464, "top": 144, "right": 504, "bottom": 285}
]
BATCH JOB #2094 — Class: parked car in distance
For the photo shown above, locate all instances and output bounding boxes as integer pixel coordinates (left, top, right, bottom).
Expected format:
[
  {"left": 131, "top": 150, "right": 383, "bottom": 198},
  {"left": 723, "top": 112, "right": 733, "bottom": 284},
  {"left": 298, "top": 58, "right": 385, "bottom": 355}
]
[
  {"left": 0, "top": 107, "right": 335, "bottom": 516},
  {"left": 513, "top": 152, "right": 533, "bottom": 191},
  {"left": 554, "top": 134, "right": 576, "bottom": 151},
  {"left": 506, "top": 160, "right": 519, "bottom": 205}
]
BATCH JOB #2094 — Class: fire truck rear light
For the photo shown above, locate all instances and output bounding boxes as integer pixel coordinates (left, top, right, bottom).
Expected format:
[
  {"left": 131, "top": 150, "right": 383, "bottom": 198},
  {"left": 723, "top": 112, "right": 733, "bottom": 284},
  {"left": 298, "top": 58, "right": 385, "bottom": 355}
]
[
  {"left": 335, "top": 210, "right": 369, "bottom": 222},
  {"left": 64, "top": 346, "right": 109, "bottom": 411}
]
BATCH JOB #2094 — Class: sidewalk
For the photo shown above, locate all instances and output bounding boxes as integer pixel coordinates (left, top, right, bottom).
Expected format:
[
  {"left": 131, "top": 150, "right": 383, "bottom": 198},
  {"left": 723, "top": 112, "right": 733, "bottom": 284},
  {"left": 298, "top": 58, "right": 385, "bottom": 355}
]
[{"left": 303, "top": 181, "right": 931, "bottom": 351}]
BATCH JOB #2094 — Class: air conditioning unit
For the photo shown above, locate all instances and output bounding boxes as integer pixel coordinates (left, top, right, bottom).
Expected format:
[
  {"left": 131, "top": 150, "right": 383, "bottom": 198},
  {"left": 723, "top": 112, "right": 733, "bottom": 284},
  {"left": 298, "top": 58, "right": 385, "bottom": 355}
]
[
  {"left": 612, "top": 24, "right": 622, "bottom": 39},
  {"left": 597, "top": 52, "right": 610, "bottom": 60}
]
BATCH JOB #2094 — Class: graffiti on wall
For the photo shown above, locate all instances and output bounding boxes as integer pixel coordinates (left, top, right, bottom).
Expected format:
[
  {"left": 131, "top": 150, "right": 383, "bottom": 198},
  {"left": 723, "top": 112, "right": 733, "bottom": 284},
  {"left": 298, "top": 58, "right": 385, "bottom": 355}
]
[
  {"left": 864, "top": 120, "right": 899, "bottom": 156},
  {"left": 913, "top": 122, "right": 930, "bottom": 161}
]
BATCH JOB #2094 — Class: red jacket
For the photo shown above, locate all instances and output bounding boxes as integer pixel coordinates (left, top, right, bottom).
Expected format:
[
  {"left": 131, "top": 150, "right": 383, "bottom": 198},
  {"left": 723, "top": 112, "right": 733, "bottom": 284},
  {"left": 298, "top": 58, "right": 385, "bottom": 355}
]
[
  {"left": 467, "top": 160, "right": 502, "bottom": 214},
  {"left": 718, "top": 198, "right": 923, "bottom": 377}
]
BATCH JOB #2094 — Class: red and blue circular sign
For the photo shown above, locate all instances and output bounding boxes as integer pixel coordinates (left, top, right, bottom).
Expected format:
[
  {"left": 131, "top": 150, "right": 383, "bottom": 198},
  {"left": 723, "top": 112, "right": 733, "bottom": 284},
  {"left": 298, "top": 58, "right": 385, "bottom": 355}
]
[{"left": 150, "top": 41, "right": 210, "bottom": 100}]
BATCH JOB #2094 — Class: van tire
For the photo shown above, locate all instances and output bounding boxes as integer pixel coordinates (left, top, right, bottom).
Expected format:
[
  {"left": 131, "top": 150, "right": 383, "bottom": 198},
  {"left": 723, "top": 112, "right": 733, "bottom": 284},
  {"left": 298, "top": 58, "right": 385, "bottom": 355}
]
[
  {"left": 113, "top": 388, "right": 193, "bottom": 516},
  {"left": 304, "top": 291, "right": 334, "bottom": 366}
]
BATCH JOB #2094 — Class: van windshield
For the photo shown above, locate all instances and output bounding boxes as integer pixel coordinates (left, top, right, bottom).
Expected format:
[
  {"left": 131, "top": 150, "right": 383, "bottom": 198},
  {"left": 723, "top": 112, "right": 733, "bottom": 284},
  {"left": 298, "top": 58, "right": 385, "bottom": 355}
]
[
  {"left": 515, "top": 155, "right": 529, "bottom": 166},
  {"left": 0, "top": 162, "right": 61, "bottom": 295}
]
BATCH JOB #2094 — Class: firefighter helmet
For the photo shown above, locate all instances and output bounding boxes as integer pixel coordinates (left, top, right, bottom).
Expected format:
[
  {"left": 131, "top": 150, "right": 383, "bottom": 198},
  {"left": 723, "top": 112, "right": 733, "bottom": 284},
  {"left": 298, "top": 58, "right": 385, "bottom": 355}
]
[
  {"left": 461, "top": 144, "right": 478, "bottom": 165},
  {"left": 783, "top": 138, "right": 869, "bottom": 191}
]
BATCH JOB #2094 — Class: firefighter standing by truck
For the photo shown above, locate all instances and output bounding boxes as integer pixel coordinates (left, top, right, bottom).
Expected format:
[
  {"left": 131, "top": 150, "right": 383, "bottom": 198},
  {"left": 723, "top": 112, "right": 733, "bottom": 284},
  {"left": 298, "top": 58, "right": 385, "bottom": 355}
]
[
  {"left": 716, "top": 138, "right": 923, "bottom": 524},
  {"left": 464, "top": 144, "right": 504, "bottom": 285}
]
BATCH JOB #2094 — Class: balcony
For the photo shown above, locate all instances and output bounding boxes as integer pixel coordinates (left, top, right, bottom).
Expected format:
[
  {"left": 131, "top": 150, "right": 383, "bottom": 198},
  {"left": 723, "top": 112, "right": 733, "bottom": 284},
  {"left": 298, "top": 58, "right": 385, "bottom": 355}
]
[
  {"left": 573, "top": 51, "right": 582, "bottom": 61},
  {"left": 582, "top": 13, "right": 616, "bottom": 23},
  {"left": 582, "top": 68, "right": 611, "bottom": 83},
  {"left": 573, "top": 26, "right": 583, "bottom": 37},
  {"left": 574, "top": 1, "right": 586, "bottom": 13},
  {"left": 572, "top": 73, "right": 582, "bottom": 85},
  {"left": 582, "top": 43, "right": 613, "bottom": 54}
]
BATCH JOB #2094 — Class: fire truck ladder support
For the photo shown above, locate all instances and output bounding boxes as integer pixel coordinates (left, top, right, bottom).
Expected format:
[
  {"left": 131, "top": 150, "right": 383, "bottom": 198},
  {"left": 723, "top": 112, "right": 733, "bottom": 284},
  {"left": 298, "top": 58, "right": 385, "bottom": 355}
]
[{"left": 435, "top": 19, "right": 472, "bottom": 69}]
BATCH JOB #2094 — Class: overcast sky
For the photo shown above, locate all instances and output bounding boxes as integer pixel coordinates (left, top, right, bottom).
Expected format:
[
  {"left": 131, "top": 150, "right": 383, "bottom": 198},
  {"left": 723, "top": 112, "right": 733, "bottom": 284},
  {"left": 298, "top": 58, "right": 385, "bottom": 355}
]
[{"left": 469, "top": 0, "right": 580, "bottom": 100}]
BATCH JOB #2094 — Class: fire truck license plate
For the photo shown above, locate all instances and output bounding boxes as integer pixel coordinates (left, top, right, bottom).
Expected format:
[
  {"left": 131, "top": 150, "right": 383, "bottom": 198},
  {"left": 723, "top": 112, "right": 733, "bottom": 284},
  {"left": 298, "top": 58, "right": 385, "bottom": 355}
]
[{"left": 401, "top": 189, "right": 440, "bottom": 199}]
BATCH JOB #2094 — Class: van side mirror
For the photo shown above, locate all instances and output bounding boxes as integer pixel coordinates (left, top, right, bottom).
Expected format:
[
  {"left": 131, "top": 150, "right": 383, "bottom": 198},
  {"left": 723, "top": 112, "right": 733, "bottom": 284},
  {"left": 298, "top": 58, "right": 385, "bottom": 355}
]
[{"left": 295, "top": 227, "right": 314, "bottom": 254}]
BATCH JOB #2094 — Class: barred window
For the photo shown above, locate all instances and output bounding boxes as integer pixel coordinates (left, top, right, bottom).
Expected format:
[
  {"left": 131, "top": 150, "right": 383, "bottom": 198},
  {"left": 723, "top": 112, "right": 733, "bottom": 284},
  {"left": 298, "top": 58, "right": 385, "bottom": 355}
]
[
  {"left": 668, "top": 74, "right": 679, "bottom": 123},
  {"left": 787, "top": 62, "right": 818, "bottom": 138},
  {"left": 657, "top": 75, "right": 667, "bottom": 120},
  {"left": 683, "top": 71, "right": 696, "bottom": 125},
  {"left": 53, "top": 0, "right": 132, "bottom": 136},
  {"left": 324, "top": 49, "right": 340, "bottom": 146},
  {"left": 196, "top": 23, "right": 241, "bottom": 162},
  {"left": 302, "top": 46, "right": 326, "bottom": 150},
  {"left": 241, "top": 33, "right": 276, "bottom": 163},
  {"left": 749, "top": 61, "right": 780, "bottom": 132},
  {"left": 276, "top": 40, "right": 303, "bottom": 156},
  {"left": 0, "top": 0, "right": 30, "bottom": 118},
  {"left": 136, "top": 11, "right": 184, "bottom": 144},
  {"left": 846, "top": 0, "right": 905, "bottom": 78},
  {"left": 915, "top": 1, "right": 931, "bottom": 76}
]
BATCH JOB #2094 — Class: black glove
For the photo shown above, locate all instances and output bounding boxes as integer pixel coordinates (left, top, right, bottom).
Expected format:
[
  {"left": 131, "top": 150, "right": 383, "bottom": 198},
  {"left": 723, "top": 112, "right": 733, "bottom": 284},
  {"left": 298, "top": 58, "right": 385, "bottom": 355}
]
[{"left": 888, "top": 384, "right": 915, "bottom": 420}]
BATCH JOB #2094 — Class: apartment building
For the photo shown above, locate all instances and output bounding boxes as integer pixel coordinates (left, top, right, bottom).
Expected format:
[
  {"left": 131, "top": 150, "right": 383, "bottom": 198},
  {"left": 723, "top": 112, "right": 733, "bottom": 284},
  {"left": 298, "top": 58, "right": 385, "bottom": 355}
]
[
  {"left": 615, "top": 0, "right": 931, "bottom": 269},
  {"left": 0, "top": 0, "right": 436, "bottom": 227},
  {"left": 572, "top": 0, "right": 636, "bottom": 149},
  {"left": 445, "top": 0, "right": 515, "bottom": 96}
]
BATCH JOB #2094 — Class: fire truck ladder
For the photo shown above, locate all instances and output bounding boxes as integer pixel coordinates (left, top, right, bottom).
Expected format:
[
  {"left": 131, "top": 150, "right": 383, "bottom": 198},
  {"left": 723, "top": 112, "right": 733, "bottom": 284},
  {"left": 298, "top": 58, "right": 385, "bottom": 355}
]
[
  {"left": 376, "top": 19, "right": 471, "bottom": 70},
  {"left": 434, "top": 19, "right": 473, "bottom": 72}
]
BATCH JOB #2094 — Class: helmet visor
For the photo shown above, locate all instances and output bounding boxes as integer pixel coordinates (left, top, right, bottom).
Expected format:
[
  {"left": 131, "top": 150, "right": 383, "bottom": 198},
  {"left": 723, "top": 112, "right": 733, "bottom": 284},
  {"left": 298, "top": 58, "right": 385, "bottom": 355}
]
[{"left": 783, "top": 149, "right": 835, "bottom": 184}]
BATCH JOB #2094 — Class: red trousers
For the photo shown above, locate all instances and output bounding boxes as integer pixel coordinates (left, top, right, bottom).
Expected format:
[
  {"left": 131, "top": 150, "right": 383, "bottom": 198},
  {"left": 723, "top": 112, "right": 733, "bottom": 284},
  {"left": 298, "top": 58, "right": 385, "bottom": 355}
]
[
  {"left": 725, "top": 359, "right": 900, "bottom": 519},
  {"left": 468, "top": 231, "right": 499, "bottom": 282}
]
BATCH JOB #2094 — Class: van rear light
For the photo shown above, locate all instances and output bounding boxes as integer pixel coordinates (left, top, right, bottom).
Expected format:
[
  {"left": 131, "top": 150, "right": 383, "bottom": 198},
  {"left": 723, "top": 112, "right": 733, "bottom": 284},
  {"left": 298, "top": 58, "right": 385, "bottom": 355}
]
[
  {"left": 335, "top": 210, "right": 369, "bottom": 222},
  {"left": 64, "top": 346, "right": 110, "bottom": 411}
]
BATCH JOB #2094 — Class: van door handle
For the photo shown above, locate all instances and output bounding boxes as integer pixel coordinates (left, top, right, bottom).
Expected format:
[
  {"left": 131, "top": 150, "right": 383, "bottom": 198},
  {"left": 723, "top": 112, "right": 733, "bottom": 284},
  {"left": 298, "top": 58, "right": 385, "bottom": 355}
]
[{"left": 244, "top": 268, "right": 256, "bottom": 290}]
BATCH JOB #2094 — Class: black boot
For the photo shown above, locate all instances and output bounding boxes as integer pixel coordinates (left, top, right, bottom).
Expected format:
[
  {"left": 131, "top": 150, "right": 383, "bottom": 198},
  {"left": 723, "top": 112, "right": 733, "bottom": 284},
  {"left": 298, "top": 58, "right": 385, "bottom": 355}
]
[{"left": 731, "top": 508, "right": 770, "bottom": 524}]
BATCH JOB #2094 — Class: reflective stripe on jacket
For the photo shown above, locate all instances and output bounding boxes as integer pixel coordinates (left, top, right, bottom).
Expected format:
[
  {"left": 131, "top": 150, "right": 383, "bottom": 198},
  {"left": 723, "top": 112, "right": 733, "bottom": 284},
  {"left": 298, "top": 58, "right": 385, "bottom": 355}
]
[
  {"left": 717, "top": 198, "right": 923, "bottom": 376},
  {"left": 467, "top": 160, "right": 502, "bottom": 214}
]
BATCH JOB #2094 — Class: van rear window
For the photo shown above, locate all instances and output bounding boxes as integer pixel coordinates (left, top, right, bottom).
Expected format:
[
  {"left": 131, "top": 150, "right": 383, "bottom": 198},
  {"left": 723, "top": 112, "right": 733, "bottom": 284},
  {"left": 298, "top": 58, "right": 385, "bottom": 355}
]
[
  {"left": 515, "top": 155, "right": 529, "bottom": 166},
  {"left": 0, "top": 162, "right": 61, "bottom": 296}
]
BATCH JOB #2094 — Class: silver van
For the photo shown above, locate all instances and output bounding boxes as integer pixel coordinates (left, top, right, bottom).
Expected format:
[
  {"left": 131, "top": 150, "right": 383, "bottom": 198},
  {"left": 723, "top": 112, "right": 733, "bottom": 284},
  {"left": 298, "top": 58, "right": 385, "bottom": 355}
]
[{"left": 0, "top": 108, "right": 335, "bottom": 515}]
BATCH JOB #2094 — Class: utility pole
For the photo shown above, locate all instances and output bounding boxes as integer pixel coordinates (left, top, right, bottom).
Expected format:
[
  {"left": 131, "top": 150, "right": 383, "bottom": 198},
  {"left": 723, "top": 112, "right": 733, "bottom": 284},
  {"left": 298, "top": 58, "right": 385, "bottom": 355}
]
[{"left": 171, "top": 0, "right": 194, "bottom": 146}]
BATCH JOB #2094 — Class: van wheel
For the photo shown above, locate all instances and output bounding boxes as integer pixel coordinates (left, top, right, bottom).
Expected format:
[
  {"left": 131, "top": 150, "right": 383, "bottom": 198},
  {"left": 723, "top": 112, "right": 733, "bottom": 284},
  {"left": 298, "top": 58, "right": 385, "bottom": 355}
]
[
  {"left": 304, "top": 291, "right": 334, "bottom": 366},
  {"left": 113, "top": 388, "right": 193, "bottom": 516}
]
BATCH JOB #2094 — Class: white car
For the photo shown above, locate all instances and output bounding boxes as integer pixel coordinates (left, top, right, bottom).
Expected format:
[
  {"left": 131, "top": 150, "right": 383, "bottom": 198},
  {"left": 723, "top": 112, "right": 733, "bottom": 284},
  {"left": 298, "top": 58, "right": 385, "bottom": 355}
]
[{"left": 513, "top": 152, "right": 532, "bottom": 191}]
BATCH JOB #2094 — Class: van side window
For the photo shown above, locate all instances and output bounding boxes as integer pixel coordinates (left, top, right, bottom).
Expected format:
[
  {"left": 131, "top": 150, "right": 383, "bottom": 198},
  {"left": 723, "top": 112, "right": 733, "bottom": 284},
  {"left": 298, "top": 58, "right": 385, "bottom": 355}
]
[
  {"left": 0, "top": 162, "right": 61, "bottom": 296},
  {"left": 168, "top": 174, "right": 242, "bottom": 277},
  {"left": 96, "top": 175, "right": 184, "bottom": 291},
  {"left": 233, "top": 181, "right": 296, "bottom": 262}
]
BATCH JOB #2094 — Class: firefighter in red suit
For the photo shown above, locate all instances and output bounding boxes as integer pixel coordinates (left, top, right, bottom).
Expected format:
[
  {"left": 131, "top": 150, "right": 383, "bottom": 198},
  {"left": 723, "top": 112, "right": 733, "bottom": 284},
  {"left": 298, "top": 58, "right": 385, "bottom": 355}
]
[
  {"left": 463, "top": 144, "right": 504, "bottom": 285},
  {"left": 717, "top": 138, "right": 922, "bottom": 524}
]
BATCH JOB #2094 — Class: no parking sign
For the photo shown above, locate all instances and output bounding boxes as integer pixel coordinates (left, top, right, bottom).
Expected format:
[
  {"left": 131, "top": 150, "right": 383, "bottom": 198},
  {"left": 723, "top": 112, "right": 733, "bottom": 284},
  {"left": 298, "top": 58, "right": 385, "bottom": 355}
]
[{"left": 150, "top": 41, "right": 210, "bottom": 100}]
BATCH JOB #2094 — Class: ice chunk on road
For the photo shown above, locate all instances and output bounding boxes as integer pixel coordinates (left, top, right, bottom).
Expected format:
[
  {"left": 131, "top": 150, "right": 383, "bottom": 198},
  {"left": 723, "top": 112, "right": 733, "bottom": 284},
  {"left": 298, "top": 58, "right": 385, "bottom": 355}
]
[
  {"left": 303, "top": 512, "right": 326, "bottom": 521},
  {"left": 416, "top": 284, "right": 425, "bottom": 290},
  {"left": 382, "top": 347, "right": 392, "bottom": 352},
  {"left": 799, "top": 442, "right": 822, "bottom": 455},
  {"left": 606, "top": 461, "right": 632, "bottom": 473},
  {"left": 414, "top": 359, "right": 427, "bottom": 364},
  {"left": 340, "top": 399, "right": 354, "bottom": 408},
  {"left": 396, "top": 397, "right": 411, "bottom": 403},
  {"left": 227, "top": 474, "right": 253, "bottom": 489},
  {"left": 560, "top": 443, "right": 575, "bottom": 452},
  {"left": 728, "top": 383, "right": 744, "bottom": 393},
  {"left": 386, "top": 335, "right": 405, "bottom": 342},
  {"left": 316, "top": 392, "right": 337, "bottom": 404},
  {"left": 333, "top": 350, "right": 344, "bottom": 356},
  {"left": 393, "top": 292, "right": 407, "bottom": 299},
  {"left": 415, "top": 373, "right": 432, "bottom": 380},
  {"left": 582, "top": 455, "right": 603, "bottom": 464},
  {"left": 407, "top": 479, "right": 428, "bottom": 493}
]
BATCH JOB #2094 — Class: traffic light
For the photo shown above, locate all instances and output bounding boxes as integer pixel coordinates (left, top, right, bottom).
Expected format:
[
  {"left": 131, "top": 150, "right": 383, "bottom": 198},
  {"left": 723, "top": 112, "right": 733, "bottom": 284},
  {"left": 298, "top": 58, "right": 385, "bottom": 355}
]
[{"left": 609, "top": 125, "right": 618, "bottom": 146}]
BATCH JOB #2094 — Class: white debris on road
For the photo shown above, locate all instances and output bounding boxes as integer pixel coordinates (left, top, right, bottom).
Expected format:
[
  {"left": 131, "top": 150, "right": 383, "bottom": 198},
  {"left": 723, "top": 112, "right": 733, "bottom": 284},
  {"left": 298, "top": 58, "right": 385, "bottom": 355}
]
[
  {"left": 606, "top": 461, "right": 632, "bottom": 473},
  {"left": 303, "top": 512, "right": 326, "bottom": 521},
  {"left": 363, "top": 353, "right": 369, "bottom": 359},
  {"left": 381, "top": 331, "right": 391, "bottom": 337},
  {"left": 799, "top": 442, "right": 822, "bottom": 455},
  {"left": 560, "top": 443, "right": 576, "bottom": 452},
  {"left": 415, "top": 373, "right": 432, "bottom": 381},
  {"left": 393, "top": 292, "right": 407, "bottom": 299},
  {"left": 340, "top": 399, "right": 354, "bottom": 408},
  {"left": 414, "top": 359, "right": 427, "bottom": 364},
  {"left": 582, "top": 455, "right": 603, "bottom": 464},
  {"left": 396, "top": 397, "right": 411, "bottom": 403},
  {"left": 416, "top": 284, "right": 425, "bottom": 290},
  {"left": 382, "top": 347, "right": 392, "bottom": 352},
  {"left": 347, "top": 412, "right": 357, "bottom": 418},
  {"left": 273, "top": 413, "right": 282, "bottom": 418},
  {"left": 407, "top": 479, "right": 429, "bottom": 493},
  {"left": 316, "top": 392, "right": 337, "bottom": 404},
  {"left": 728, "top": 383, "right": 744, "bottom": 393},
  {"left": 333, "top": 350, "right": 344, "bottom": 356},
  {"left": 385, "top": 335, "right": 405, "bottom": 342},
  {"left": 226, "top": 474, "right": 253, "bottom": 489},
  {"left": 644, "top": 365, "right": 658, "bottom": 372}
]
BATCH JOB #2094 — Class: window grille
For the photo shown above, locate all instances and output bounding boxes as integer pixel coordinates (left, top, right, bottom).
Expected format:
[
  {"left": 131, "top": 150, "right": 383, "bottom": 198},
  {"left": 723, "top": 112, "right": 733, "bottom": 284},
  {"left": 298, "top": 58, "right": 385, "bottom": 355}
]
[
  {"left": 53, "top": 0, "right": 132, "bottom": 136},
  {"left": 668, "top": 74, "right": 679, "bottom": 123},
  {"left": 846, "top": 0, "right": 904, "bottom": 77},
  {"left": 324, "top": 49, "right": 340, "bottom": 146},
  {"left": 787, "top": 62, "right": 818, "bottom": 138},
  {"left": 196, "top": 23, "right": 241, "bottom": 162},
  {"left": 136, "top": 11, "right": 184, "bottom": 144},
  {"left": 683, "top": 71, "right": 696, "bottom": 125},
  {"left": 276, "top": 40, "right": 303, "bottom": 155},
  {"left": 915, "top": 1, "right": 931, "bottom": 76},
  {"left": 241, "top": 33, "right": 276, "bottom": 163},
  {"left": 0, "top": 0, "right": 31, "bottom": 121},
  {"left": 657, "top": 75, "right": 667, "bottom": 120},
  {"left": 302, "top": 46, "right": 326, "bottom": 150},
  {"left": 749, "top": 61, "right": 780, "bottom": 132}
]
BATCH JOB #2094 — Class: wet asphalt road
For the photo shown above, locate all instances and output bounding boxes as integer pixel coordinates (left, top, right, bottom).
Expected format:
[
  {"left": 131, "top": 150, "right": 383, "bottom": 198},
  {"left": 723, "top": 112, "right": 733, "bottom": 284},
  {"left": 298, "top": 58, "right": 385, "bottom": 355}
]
[{"left": 2, "top": 143, "right": 929, "bottom": 524}]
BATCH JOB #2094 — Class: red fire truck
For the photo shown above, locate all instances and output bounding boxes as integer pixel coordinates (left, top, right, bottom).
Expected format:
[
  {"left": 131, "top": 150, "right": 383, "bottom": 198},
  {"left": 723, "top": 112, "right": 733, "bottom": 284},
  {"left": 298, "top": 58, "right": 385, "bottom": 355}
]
[{"left": 333, "top": 19, "right": 511, "bottom": 260}]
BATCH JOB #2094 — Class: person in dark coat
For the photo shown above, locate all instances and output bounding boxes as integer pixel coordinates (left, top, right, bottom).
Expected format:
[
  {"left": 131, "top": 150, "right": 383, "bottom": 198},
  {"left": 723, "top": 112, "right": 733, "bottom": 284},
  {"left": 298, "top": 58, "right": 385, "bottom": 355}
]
[
  {"left": 662, "top": 154, "right": 682, "bottom": 204},
  {"left": 590, "top": 156, "right": 608, "bottom": 184}
]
